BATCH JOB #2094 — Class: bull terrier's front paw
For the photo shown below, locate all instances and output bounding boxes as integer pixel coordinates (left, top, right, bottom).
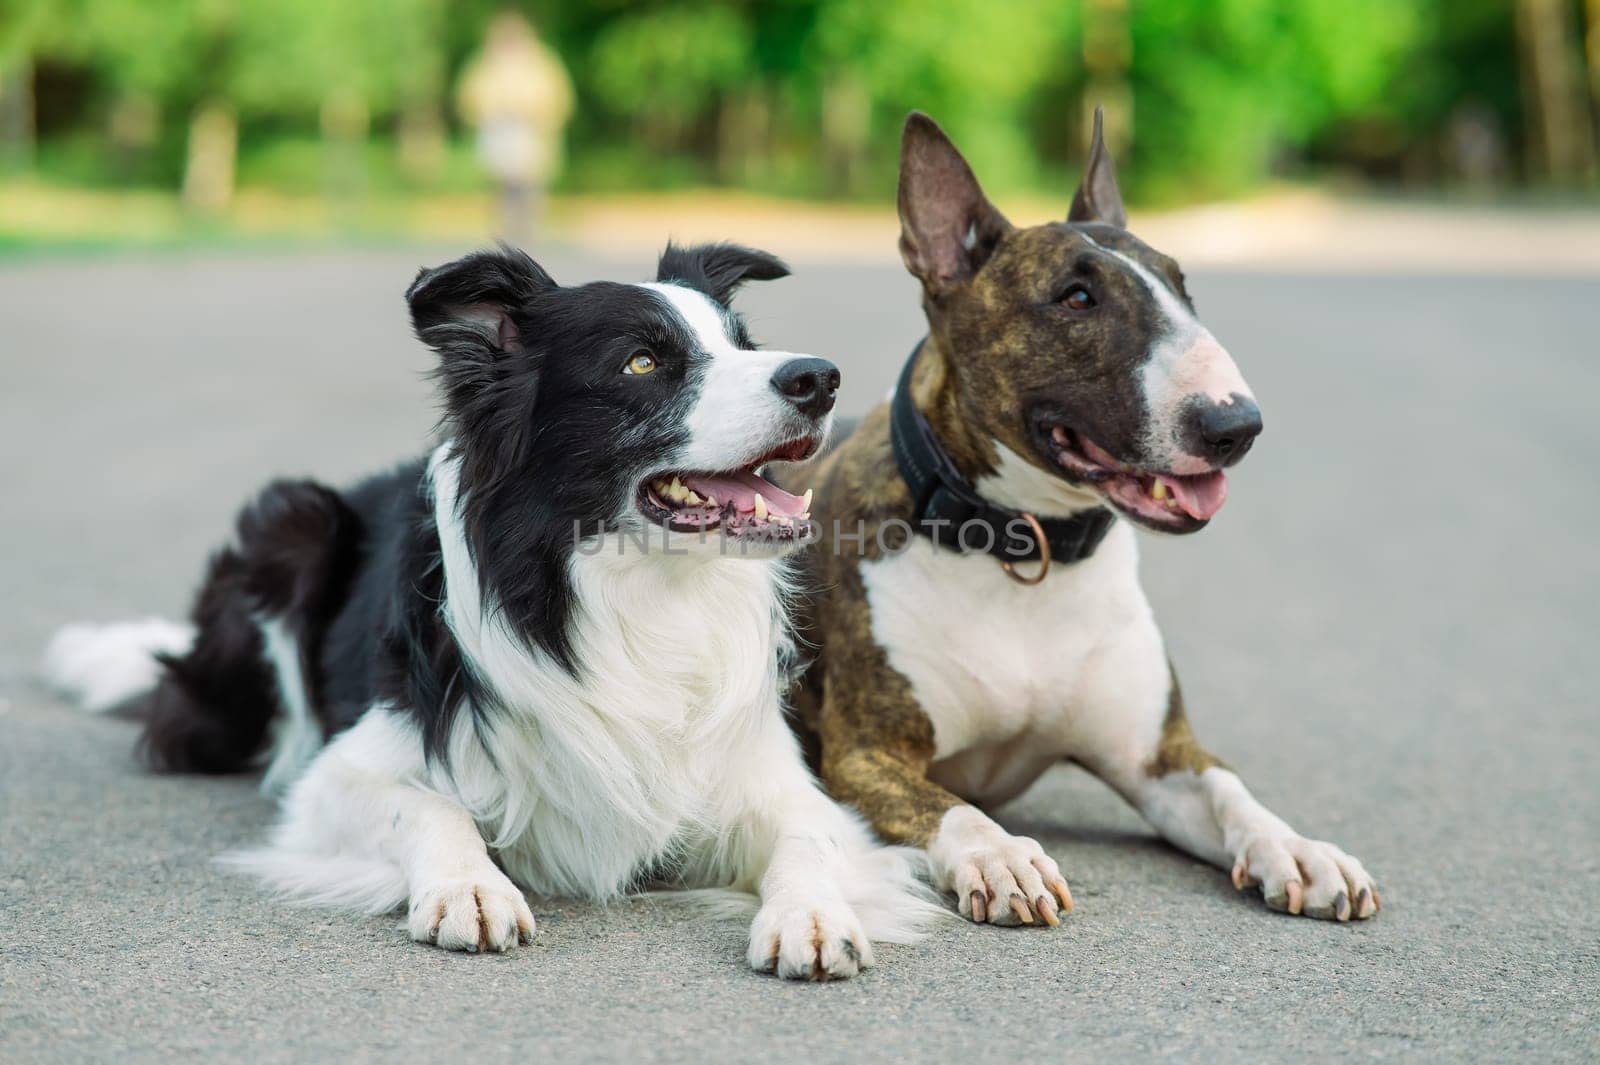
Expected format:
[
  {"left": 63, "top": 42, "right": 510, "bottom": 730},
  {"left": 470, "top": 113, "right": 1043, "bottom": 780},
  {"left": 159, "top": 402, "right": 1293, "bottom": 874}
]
[
  {"left": 408, "top": 868, "right": 537, "bottom": 952},
  {"left": 1231, "top": 834, "right": 1379, "bottom": 921},
  {"left": 748, "top": 896, "right": 872, "bottom": 981},
  {"left": 930, "top": 806, "right": 1073, "bottom": 927}
]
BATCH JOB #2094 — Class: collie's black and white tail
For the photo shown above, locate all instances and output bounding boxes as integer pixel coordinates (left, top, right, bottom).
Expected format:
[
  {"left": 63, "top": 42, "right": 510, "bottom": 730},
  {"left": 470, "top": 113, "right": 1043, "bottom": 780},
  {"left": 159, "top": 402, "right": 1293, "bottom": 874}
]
[
  {"left": 43, "top": 618, "right": 196, "bottom": 713},
  {"left": 41, "top": 479, "right": 360, "bottom": 791}
]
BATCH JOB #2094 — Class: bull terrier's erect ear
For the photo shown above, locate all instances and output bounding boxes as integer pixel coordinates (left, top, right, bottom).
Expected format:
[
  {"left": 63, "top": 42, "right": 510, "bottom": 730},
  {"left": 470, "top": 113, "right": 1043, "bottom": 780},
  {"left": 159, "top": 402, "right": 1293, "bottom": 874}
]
[
  {"left": 656, "top": 241, "right": 789, "bottom": 307},
  {"left": 406, "top": 244, "right": 557, "bottom": 360},
  {"left": 897, "top": 112, "right": 1013, "bottom": 293},
  {"left": 1068, "top": 106, "right": 1128, "bottom": 230}
]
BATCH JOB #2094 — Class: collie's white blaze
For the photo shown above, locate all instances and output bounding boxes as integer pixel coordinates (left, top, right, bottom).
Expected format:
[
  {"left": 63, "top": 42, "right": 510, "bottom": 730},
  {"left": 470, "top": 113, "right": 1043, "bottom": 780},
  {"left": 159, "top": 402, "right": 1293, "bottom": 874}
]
[
  {"left": 256, "top": 616, "right": 324, "bottom": 796},
  {"left": 639, "top": 282, "right": 831, "bottom": 474},
  {"left": 1082, "top": 235, "right": 1252, "bottom": 466},
  {"left": 42, "top": 617, "right": 194, "bottom": 712}
]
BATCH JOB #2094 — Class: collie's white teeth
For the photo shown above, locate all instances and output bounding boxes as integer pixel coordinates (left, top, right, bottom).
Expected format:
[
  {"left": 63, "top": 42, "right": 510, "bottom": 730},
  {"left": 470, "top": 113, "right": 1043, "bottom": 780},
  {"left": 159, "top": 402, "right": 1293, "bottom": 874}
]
[
  {"left": 669, "top": 476, "right": 689, "bottom": 502},
  {"left": 1151, "top": 481, "right": 1168, "bottom": 501},
  {"left": 753, "top": 493, "right": 768, "bottom": 521},
  {"left": 798, "top": 511, "right": 811, "bottom": 521},
  {"left": 684, "top": 489, "right": 703, "bottom": 505},
  {"left": 1166, "top": 497, "right": 1179, "bottom": 510},
  {"left": 801, "top": 488, "right": 814, "bottom": 512},
  {"left": 704, "top": 493, "right": 717, "bottom": 508},
  {"left": 1051, "top": 425, "right": 1070, "bottom": 445}
]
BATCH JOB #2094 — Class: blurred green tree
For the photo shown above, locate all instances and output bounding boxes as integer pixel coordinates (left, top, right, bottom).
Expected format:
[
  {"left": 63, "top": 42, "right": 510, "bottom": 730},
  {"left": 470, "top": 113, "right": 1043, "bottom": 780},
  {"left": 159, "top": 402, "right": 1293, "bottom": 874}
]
[
  {"left": 1128, "top": 0, "right": 1423, "bottom": 199},
  {"left": 589, "top": 4, "right": 753, "bottom": 153},
  {"left": 1, "top": 0, "right": 1596, "bottom": 206},
  {"left": 807, "top": 0, "right": 1075, "bottom": 194}
]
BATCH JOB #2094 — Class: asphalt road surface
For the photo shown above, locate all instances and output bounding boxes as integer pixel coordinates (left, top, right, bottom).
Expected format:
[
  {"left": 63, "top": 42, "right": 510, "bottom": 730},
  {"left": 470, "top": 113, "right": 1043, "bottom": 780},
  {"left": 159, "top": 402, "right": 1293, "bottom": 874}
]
[{"left": 2, "top": 246, "right": 1596, "bottom": 1063}]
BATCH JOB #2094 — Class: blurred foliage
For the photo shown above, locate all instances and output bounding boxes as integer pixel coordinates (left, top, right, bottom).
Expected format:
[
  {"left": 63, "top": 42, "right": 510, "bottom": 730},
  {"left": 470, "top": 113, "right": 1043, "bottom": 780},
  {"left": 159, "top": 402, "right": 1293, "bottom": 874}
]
[
  {"left": 0, "top": 0, "right": 1594, "bottom": 204},
  {"left": 1127, "top": 1, "right": 1421, "bottom": 198},
  {"left": 591, "top": 7, "right": 753, "bottom": 121}
]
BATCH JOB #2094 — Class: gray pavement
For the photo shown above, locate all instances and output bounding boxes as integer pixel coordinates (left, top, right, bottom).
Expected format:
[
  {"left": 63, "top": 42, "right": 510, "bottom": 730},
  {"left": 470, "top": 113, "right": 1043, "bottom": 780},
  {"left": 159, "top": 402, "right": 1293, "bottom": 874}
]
[{"left": 1, "top": 247, "right": 1597, "bottom": 1063}]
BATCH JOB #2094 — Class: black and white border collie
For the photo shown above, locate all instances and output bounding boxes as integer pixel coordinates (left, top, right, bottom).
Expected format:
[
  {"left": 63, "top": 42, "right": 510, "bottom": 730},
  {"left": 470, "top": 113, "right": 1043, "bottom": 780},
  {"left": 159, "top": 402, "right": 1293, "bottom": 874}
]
[{"left": 45, "top": 243, "right": 937, "bottom": 979}]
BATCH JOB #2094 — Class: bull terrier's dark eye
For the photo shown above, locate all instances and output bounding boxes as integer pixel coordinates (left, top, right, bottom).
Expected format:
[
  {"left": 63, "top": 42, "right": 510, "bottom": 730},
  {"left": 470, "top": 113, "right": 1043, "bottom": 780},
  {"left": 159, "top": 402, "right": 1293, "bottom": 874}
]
[
  {"left": 623, "top": 350, "right": 658, "bottom": 376},
  {"left": 1061, "top": 285, "right": 1096, "bottom": 311}
]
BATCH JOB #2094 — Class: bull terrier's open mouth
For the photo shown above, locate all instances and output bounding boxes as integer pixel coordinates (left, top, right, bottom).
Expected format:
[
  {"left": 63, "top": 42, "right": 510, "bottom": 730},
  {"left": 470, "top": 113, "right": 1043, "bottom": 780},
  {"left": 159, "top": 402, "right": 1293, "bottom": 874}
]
[
  {"left": 1041, "top": 423, "right": 1227, "bottom": 531},
  {"left": 636, "top": 436, "right": 819, "bottom": 539}
]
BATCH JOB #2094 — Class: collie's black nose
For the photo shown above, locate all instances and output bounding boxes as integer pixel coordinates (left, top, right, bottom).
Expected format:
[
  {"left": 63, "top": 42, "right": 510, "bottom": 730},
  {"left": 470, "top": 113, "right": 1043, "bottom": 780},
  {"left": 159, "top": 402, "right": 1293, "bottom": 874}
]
[
  {"left": 771, "top": 357, "right": 840, "bottom": 420},
  {"left": 1192, "top": 396, "right": 1263, "bottom": 466}
]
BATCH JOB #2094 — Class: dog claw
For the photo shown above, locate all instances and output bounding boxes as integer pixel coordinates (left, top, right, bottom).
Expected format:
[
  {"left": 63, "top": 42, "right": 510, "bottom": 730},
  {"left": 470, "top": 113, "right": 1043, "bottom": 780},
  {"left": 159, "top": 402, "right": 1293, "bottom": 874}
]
[
  {"left": 1237, "top": 836, "right": 1377, "bottom": 921},
  {"left": 1033, "top": 896, "right": 1059, "bottom": 927},
  {"left": 947, "top": 827, "right": 1069, "bottom": 927}
]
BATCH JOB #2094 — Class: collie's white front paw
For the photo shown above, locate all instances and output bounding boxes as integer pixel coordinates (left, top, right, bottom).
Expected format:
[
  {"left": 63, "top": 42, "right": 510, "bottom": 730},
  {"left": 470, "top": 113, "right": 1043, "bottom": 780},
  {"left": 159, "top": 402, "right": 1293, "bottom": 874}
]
[
  {"left": 748, "top": 896, "right": 872, "bottom": 981},
  {"left": 929, "top": 806, "right": 1073, "bottom": 927},
  {"left": 1231, "top": 834, "right": 1379, "bottom": 921},
  {"left": 408, "top": 868, "right": 536, "bottom": 952}
]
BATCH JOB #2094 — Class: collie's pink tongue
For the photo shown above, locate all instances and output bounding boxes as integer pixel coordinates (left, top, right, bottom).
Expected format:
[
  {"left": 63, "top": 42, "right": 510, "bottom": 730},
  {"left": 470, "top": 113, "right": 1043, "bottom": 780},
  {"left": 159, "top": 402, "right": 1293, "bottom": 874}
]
[
  {"left": 682, "top": 470, "right": 807, "bottom": 517},
  {"left": 1155, "top": 471, "right": 1228, "bottom": 520}
]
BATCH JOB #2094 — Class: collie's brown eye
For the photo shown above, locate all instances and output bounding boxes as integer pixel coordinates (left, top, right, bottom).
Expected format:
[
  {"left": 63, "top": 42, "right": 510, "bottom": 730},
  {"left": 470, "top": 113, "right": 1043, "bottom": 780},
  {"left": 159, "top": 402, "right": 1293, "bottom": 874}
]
[
  {"left": 1062, "top": 286, "right": 1096, "bottom": 311},
  {"left": 623, "top": 351, "right": 658, "bottom": 375}
]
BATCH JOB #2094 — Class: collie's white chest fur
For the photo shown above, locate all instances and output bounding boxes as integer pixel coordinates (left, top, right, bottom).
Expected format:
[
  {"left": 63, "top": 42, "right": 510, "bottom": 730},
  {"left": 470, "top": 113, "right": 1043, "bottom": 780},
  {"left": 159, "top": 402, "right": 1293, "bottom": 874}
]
[{"left": 429, "top": 451, "right": 796, "bottom": 899}]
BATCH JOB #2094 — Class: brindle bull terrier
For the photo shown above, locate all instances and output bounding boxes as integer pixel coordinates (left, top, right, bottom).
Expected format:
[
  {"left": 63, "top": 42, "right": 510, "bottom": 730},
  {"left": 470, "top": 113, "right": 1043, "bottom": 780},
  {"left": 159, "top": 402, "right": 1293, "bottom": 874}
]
[{"left": 791, "top": 110, "right": 1379, "bottom": 927}]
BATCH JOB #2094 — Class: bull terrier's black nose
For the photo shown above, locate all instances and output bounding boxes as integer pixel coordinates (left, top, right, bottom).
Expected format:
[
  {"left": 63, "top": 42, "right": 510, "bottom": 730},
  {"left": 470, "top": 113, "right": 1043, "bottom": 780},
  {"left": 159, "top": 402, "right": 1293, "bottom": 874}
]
[
  {"left": 771, "top": 357, "right": 840, "bottom": 420},
  {"left": 1195, "top": 397, "right": 1263, "bottom": 466}
]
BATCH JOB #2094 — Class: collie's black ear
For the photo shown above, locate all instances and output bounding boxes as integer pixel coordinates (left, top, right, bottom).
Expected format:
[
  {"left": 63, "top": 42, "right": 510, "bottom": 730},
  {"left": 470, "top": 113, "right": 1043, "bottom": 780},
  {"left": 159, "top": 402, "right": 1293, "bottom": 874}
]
[
  {"left": 408, "top": 247, "right": 554, "bottom": 460},
  {"left": 897, "top": 111, "right": 1012, "bottom": 293},
  {"left": 1068, "top": 106, "right": 1127, "bottom": 229},
  {"left": 406, "top": 245, "right": 556, "bottom": 359},
  {"left": 655, "top": 242, "right": 789, "bottom": 306}
]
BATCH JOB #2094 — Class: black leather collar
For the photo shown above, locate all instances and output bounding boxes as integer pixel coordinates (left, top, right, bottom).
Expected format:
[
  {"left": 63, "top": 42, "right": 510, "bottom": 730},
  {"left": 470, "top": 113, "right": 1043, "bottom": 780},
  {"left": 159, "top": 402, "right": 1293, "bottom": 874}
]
[{"left": 889, "top": 339, "right": 1114, "bottom": 573}]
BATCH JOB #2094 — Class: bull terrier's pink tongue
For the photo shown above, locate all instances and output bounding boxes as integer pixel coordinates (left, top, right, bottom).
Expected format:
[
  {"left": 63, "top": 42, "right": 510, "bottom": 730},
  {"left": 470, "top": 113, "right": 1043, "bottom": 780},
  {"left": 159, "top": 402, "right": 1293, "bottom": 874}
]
[
  {"left": 682, "top": 470, "right": 806, "bottom": 517},
  {"left": 1155, "top": 471, "right": 1228, "bottom": 520}
]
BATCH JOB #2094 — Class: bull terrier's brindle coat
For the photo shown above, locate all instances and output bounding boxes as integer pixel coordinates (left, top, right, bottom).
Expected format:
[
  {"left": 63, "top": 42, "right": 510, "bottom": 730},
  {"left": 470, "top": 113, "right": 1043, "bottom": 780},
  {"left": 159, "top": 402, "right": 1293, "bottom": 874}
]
[{"left": 793, "top": 111, "right": 1379, "bottom": 927}]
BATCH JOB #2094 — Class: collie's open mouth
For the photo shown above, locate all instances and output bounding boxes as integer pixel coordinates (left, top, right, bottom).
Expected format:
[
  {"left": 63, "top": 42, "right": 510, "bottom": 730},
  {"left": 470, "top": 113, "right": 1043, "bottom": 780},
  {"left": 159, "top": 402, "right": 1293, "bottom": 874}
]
[
  {"left": 1041, "top": 424, "right": 1227, "bottom": 530},
  {"left": 636, "top": 437, "right": 818, "bottom": 540}
]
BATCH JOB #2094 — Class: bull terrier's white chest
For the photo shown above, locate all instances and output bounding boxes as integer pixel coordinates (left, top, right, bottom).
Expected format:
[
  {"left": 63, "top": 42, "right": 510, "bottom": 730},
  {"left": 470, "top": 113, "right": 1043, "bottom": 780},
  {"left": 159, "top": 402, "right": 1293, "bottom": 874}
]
[{"left": 858, "top": 520, "right": 1159, "bottom": 805}]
